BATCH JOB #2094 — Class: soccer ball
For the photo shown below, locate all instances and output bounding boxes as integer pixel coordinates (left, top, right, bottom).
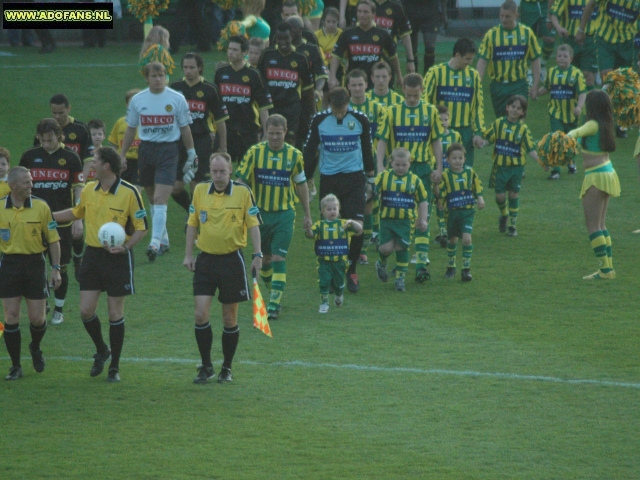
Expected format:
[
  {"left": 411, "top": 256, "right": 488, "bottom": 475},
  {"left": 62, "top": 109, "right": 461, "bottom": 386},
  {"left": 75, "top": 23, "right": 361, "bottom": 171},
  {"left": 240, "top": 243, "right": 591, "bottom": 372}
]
[{"left": 98, "top": 222, "right": 126, "bottom": 248}]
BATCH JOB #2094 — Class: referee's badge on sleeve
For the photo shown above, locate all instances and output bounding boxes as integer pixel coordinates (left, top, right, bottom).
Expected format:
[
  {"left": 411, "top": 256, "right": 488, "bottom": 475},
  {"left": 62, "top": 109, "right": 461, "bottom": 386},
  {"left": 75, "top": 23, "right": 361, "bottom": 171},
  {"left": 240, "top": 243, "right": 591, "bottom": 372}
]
[
  {"left": 48, "top": 221, "right": 57, "bottom": 230},
  {"left": 200, "top": 210, "right": 208, "bottom": 223},
  {"left": 249, "top": 206, "right": 259, "bottom": 216},
  {"left": 0, "top": 229, "right": 9, "bottom": 242}
]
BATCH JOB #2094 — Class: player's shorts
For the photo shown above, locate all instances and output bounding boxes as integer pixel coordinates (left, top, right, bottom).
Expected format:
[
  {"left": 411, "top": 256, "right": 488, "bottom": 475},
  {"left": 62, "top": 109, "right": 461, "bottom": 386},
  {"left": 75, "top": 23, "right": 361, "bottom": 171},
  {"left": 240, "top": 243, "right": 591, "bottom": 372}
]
[
  {"left": 226, "top": 131, "right": 260, "bottom": 163},
  {"left": 259, "top": 209, "right": 295, "bottom": 258},
  {"left": 519, "top": 1, "right": 553, "bottom": 38},
  {"left": 272, "top": 103, "right": 302, "bottom": 143},
  {"left": 568, "top": 35, "right": 598, "bottom": 73},
  {"left": 121, "top": 157, "right": 139, "bottom": 185},
  {"left": 446, "top": 208, "right": 476, "bottom": 239},
  {"left": 490, "top": 79, "right": 529, "bottom": 119},
  {"left": 138, "top": 140, "right": 179, "bottom": 187},
  {"left": 49, "top": 224, "right": 72, "bottom": 266},
  {"left": 319, "top": 171, "right": 366, "bottom": 222},
  {"left": 317, "top": 258, "right": 347, "bottom": 293},
  {"left": 177, "top": 133, "right": 214, "bottom": 183},
  {"left": 580, "top": 161, "right": 621, "bottom": 198},
  {"left": 490, "top": 165, "right": 525, "bottom": 193},
  {"left": 0, "top": 253, "right": 48, "bottom": 300},
  {"left": 410, "top": 161, "right": 434, "bottom": 206},
  {"left": 451, "top": 126, "right": 475, "bottom": 167},
  {"left": 79, "top": 246, "right": 135, "bottom": 297},
  {"left": 550, "top": 116, "right": 577, "bottom": 134},
  {"left": 193, "top": 250, "right": 251, "bottom": 304},
  {"left": 597, "top": 36, "right": 635, "bottom": 72},
  {"left": 379, "top": 218, "right": 412, "bottom": 249}
]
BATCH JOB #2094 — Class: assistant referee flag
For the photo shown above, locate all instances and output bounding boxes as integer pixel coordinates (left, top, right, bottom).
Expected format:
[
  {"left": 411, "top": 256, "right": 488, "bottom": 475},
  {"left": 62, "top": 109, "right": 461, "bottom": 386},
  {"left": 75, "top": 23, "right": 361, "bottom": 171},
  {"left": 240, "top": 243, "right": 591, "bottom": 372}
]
[{"left": 252, "top": 276, "right": 273, "bottom": 338}]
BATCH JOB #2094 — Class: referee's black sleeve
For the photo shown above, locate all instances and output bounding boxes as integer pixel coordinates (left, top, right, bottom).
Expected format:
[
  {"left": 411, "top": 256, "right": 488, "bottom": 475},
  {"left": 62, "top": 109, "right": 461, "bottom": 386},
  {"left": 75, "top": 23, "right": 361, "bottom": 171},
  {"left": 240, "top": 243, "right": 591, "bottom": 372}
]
[
  {"left": 303, "top": 113, "right": 323, "bottom": 179},
  {"left": 358, "top": 114, "right": 374, "bottom": 173}
]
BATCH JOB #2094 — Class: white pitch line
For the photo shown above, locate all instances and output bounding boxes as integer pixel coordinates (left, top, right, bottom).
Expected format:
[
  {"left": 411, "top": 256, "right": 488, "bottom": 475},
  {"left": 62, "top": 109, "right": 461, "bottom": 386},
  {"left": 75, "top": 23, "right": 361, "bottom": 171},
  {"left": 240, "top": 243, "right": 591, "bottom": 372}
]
[
  {"left": 0, "top": 63, "right": 138, "bottom": 69},
  {"left": 25, "top": 356, "right": 640, "bottom": 390}
]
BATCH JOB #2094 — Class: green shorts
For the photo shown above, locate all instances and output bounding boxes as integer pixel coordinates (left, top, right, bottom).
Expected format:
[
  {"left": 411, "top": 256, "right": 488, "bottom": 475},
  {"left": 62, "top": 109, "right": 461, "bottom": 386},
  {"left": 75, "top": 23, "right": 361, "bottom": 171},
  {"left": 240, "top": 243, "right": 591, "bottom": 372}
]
[
  {"left": 489, "top": 165, "right": 525, "bottom": 194},
  {"left": 567, "top": 35, "right": 598, "bottom": 72},
  {"left": 597, "top": 36, "right": 635, "bottom": 72},
  {"left": 489, "top": 79, "right": 529, "bottom": 119},
  {"left": 259, "top": 209, "right": 295, "bottom": 258},
  {"left": 446, "top": 208, "right": 476, "bottom": 238},
  {"left": 409, "top": 161, "right": 433, "bottom": 201},
  {"left": 317, "top": 257, "right": 346, "bottom": 293},
  {"left": 451, "top": 126, "right": 475, "bottom": 167},
  {"left": 379, "top": 218, "right": 412, "bottom": 249},
  {"left": 519, "top": 1, "right": 553, "bottom": 38}
]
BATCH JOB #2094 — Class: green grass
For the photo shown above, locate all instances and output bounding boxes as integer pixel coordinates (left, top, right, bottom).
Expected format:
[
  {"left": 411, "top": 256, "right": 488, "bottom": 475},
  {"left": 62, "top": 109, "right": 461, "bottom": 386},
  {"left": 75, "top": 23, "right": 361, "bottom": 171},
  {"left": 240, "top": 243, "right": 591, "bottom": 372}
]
[{"left": 1, "top": 40, "right": 640, "bottom": 479}]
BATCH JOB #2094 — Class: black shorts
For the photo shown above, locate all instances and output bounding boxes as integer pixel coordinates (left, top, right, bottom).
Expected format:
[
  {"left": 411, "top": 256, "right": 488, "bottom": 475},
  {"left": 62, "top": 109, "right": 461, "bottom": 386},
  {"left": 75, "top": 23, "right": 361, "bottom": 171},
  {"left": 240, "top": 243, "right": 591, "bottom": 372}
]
[
  {"left": 48, "top": 224, "right": 72, "bottom": 266},
  {"left": 138, "top": 140, "right": 179, "bottom": 187},
  {"left": 272, "top": 103, "right": 301, "bottom": 143},
  {"left": 177, "top": 133, "right": 214, "bottom": 182},
  {"left": 121, "top": 158, "right": 139, "bottom": 185},
  {"left": 193, "top": 250, "right": 251, "bottom": 304},
  {"left": 79, "top": 246, "right": 135, "bottom": 297},
  {"left": 319, "top": 171, "right": 366, "bottom": 222},
  {"left": 0, "top": 253, "right": 48, "bottom": 300},
  {"left": 225, "top": 131, "right": 260, "bottom": 163}
]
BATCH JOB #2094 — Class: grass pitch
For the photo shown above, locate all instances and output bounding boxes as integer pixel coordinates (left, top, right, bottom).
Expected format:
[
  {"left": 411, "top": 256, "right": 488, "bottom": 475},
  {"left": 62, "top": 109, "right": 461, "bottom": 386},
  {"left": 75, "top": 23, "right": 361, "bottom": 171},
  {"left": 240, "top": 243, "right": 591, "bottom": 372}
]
[{"left": 1, "top": 40, "right": 639, "bottom": 479}]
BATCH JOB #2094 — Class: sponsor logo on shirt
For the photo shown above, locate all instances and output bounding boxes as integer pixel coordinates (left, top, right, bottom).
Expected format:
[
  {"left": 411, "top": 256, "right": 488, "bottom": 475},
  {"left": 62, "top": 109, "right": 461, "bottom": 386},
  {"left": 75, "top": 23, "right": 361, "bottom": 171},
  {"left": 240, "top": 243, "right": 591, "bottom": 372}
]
[
  {"left": 188, "top": 100, "right": 206, "bottom": 112},
  {"left": 494, "top": 46, "right": 527, "bottom": 61},
  {"left": 436, "top": 86, "right": 474, "bottom": 103},
  {"left": 141, "top": 115, "right": 174, "bottom": 125},
  {"left": 349, "top": 43, "right": 381, "bottom": 55}
]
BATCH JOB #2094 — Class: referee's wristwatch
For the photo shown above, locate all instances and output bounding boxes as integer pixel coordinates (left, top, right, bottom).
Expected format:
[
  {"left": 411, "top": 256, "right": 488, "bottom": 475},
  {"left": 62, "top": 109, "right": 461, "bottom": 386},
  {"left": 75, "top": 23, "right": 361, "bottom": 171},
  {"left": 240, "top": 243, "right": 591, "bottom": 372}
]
[
  {"left": 252, "top": 252, "right": 263, "bottom": 259},
  {"left": 52, "top": 265, "right": 61, "bottom": 271}
]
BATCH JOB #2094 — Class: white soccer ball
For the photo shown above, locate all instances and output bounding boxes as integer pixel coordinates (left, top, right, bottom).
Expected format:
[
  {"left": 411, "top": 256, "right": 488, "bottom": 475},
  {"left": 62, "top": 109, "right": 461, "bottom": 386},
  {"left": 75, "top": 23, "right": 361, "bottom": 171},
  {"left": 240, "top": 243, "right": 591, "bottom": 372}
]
[{"left": 98, "top": 222, "right": 126, "bottom": 248}]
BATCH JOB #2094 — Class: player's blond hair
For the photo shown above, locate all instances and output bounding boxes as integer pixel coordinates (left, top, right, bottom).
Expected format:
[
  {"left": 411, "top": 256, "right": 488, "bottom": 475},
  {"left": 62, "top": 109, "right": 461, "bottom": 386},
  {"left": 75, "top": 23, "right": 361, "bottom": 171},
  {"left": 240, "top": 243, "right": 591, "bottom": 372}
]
[
  {"left": 140, "top": 25, "right": 170, "bottom": 57},
  {"left": 266, "top": 114, "right": 288, "bottom": 130},
  {"left": 320, "top": 194, "right": 340, "bottom": 211},
  {"left": 142, "top": 61, "right": 166, "bottom": 78},
  {"left": 557, "top": 44, "right": 574, "bottom": 57},
  {"left": 390, "top": 147, "right": 412, "bottom": 164}
]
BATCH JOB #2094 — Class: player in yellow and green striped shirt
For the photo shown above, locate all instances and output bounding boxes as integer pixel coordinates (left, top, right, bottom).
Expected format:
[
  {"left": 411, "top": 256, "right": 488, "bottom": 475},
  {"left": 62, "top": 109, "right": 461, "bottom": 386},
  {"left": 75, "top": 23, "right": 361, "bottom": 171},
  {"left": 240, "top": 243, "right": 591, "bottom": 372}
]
[
  {"left": 375, "top": 73, "right": 444, "bottom": 282},
  {"left": 374, "top": 148, "right": 429, "bottom": 292},
  {"left": 436, "top": 143, "right": 485, "bottom": 282},
  {"left": 422, "top": 38, "right": 486, "bottom": 167},
  {"left": 481, "top": 95, "right": 539, "bottom": 237},
  {"left": 236, "top": 115, "right": 312, "bottom": 320},
  {"left": 537, "top": 44, "right": 587, "bottom": 178},
  {"left": 477, "top": 0, "right": 543, "bottom": 117}
]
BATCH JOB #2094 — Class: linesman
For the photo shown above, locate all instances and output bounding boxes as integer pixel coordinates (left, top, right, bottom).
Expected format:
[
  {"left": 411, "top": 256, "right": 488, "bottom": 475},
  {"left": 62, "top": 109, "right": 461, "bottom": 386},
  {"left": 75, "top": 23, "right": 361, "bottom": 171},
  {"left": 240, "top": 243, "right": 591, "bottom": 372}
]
[
  {"left": 184, "top": 153, "right": 263, "bottom": 385},
  {"left": 1, "top": 166, "right": 62, "bottom": 381},
  {"left": 54, "top": 147, "right": 148, "bottom": 383}
]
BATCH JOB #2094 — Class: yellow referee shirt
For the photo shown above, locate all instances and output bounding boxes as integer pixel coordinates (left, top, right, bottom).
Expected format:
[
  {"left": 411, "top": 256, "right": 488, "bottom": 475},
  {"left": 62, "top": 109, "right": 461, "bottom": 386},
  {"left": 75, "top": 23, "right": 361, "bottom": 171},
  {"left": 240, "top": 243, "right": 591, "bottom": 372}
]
[
  {"left": 188, "top": 180, "right": 262, "bottom": 255},
  {"left": 0, "top": 180, "right": 10, "bottom": 198},
  {"left": 0, "top": 195, "right": 60, "bottom": 254}
]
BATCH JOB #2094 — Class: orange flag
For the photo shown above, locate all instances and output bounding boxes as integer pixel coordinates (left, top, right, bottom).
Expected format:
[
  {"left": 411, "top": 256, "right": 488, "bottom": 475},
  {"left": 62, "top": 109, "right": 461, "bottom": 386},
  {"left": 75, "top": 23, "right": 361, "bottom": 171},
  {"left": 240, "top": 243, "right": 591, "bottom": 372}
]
[
  {"left": 252, "top": 278, "right": 273, "bottom": 338},
  {"left": 0, "top": 322, "right": 4, "bottom": 339}
]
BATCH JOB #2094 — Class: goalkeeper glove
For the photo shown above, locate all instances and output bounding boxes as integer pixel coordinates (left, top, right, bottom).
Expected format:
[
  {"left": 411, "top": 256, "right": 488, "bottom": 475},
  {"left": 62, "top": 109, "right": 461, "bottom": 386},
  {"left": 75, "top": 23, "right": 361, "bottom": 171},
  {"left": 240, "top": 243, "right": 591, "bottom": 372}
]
[{"left": 183, "top": 148, "right": 198, "bottom": 174}]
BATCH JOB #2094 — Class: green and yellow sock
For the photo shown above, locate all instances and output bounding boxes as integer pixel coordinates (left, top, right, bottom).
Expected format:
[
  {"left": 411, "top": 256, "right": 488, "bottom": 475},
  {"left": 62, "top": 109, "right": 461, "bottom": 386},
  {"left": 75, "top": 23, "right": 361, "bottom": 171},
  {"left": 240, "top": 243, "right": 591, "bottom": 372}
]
[
  {"left": 508, "top": 197, "right": 519, "bottom": 226},
  {"left": 602, "top": 229, "right": 613, "bottom": 271},
  {"left": 447, "top": 242, "right": 457, "bottom": 267},
  {"left": 415, "top": 236, "right": 429, "bottom": 269},
  {"left": 437, "top": 207, "right": 446, "bottom": 235},
  {"left": 496, "top": 198, "right": 508, "bottom": 217},
  {"left": 462, "top": 244, "right": 473, "bottom": 269},
  {"left": 589, "top": 231, "right": 608, "bottom": 272},
  {"left": 269, "top": 260, "right": 286, "bottom": 310},
  {"left": 260, "top": 265, "right": 273, "bottom": 291},
  {"left": 362, "top": 213, "right": 373, "bottom": 254},
  {"left": 396, "top": 249, "right": 409, "bottom": 278},
  {"left": 378, "top": 251, "right": 390, "bottom": 266}
]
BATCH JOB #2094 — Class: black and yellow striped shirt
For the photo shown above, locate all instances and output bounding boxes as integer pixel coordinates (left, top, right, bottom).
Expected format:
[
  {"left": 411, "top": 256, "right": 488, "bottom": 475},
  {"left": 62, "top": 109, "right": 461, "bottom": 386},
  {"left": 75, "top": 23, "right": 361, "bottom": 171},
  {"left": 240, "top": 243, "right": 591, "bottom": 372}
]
[
  {"left": 596, "top": 0, "right": 640, "bottom": 43},
  {"left": 375, "top": 170, "right": 428, "bottom": 220},
  {"left": 551, "top": 0, "right": 602, "bottom": 35},
  {"left": 545, "top": 65, "right": 587, "bottom": 123},
  {"left": 437, "top": 167, "right": 483, "bottom": 211},
  {"left": 483, "top": 117, "right": 536, "bottom": 166},
  {"left": 310, "top": 218, "right": 354, "bottom": 262},
  {"left": 478, "top": 23, "right": 542, "bottom": 83},
  {"left": 422, "top": 63, "right": 486, "bottom": 135},
  {"left": 376, "top": 100, "right": 444, "bottom": 167},
  {"left": 0, "top": 195, "right": 60, "bottom": 254},
  {"left": 236, "top": 141, "right": 306, "bottom": 212}
]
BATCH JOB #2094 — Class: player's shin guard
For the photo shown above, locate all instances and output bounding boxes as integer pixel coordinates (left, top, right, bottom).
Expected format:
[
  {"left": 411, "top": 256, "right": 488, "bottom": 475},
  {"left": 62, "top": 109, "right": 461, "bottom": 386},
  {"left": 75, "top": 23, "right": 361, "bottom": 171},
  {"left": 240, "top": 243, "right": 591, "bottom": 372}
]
[
  {"left": 462, "top": 244, "right": 473, "bottom": 269},
  {"left": 362, "top": 213, "right": 373, "bottom": 253},
  {"left": 108, "top": 318, "right": 125, "bottom": 370},
  {"left": 269, "top": 260, "right": 286, "bottom": 310},
  {"left": 260, "top": 265, "right": 273, "bottom": 291},
  {"left": 589, "top": 231, "right": 608, "bottom": 272},
  {"left": 414, "top": 236, "right": 429, "bottom": 269},
  {"left": 508, "top": 197, "right": 519, "bottom": 226},
  {"left": 395, "top": 249, "right": 409, "bottom": 278},
  {"left": 151, "top": 204, "right": 168, "bottom": 248},
  {"left": 348, "top": 233, "right": 364, "bottom": 274},
  {"left": 195, "top": 322, "right": 213, "bottom": 367},
  {"left": 496, "top": 198, "right": 508, "bottom": 217},
  {"left": 221, "top": 325, "right": 239, "bottom": 370},
  {"left": 82, "top": 314, "right": 108, "bottom": 352},
  {"left": 603, "top": 229, "right": 613, "bottom": 270},
  {"left": 29, "top": 322, "right": 47, "bottom": 350},
  {"left": 447, "top": 242, "right": 457, "bottom": 267},
  {"left": 3, "top": 324, "right": 21, "bottom": 367}
]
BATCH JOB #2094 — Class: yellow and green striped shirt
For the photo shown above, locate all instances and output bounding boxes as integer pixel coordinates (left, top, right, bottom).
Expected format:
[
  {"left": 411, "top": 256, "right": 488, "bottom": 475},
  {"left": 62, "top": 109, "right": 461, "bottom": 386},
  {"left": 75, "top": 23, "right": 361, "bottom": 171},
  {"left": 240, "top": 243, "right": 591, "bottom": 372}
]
[
  {"left": 310, "top": 218, "right": 354, "bottom": 262},
  {"left": 437, "top": 166, "right": 483, "bottom": 211},
  {"left": 545, "top": 65, "right": 587, "bottom": 123},
  {"left": 375, "top": 170, "right": 428, "bottom": 220},
  {"left": 441, "top": 130, "right": 463, "bottom": 169},
  {"left": 376, "top": 100, "right": 444, "bottom": 167},
  {"left": 366, "top": 89, "right": 404, "bottom": 108},
  {"left": 350, "top": 98, "right": 386, "bottom": 152},
  {"left": 483, "top": 117, "right": 536, "bottom": 166},
  {"left": 422, "top": 63, "right": 486, "bottom": 135},
  {"left": 551, "top": 0, "right": 602, "bottom": 35},
  {"left": 596, "top": 0, "right": 640, "bottom": 43},
  {"left": 236, "top": 141, "right": 306, "bottom": 212},
  {"left": 478, "top": 23, "right": 542, "bottom": 83}
]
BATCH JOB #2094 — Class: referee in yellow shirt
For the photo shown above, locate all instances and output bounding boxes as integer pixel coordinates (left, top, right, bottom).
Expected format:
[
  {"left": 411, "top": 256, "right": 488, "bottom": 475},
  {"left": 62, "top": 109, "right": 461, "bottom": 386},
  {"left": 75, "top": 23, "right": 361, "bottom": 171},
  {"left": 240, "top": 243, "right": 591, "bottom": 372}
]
[
  {"left": 54, "top": 147, "right": 148, "bottom": 383},
  {"left": 1, "top": 166, "right": 62, "bottom": 381},
  {"left": 184, "top": 153, "right": 263, "bottom": 385}
]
